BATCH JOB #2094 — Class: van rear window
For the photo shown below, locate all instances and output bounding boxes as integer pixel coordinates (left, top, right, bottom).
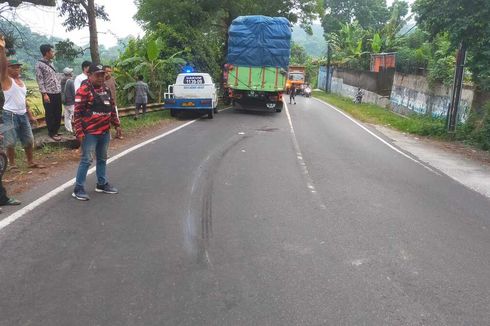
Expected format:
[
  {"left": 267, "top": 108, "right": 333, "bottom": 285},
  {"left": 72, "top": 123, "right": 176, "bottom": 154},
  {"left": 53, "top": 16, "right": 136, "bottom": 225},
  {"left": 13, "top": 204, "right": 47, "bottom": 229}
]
[{"left": 183, "top": 76, "right": 205, "bottom": 84}]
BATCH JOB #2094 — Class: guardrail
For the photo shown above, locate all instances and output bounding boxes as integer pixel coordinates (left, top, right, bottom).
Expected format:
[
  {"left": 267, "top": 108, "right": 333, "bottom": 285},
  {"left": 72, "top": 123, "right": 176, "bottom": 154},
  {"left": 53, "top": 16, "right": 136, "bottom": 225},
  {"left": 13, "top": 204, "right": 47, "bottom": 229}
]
[{"left": 32, "top": 102, "right": 166, "bottom": 132}]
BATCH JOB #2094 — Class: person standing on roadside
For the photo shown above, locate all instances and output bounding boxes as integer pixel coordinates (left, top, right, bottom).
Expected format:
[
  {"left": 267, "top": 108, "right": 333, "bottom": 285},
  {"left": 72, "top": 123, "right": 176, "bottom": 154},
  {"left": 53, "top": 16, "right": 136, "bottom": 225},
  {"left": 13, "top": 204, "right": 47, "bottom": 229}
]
[
  {"left": 0, "top": 57, "right": 21, "bottom": 209},
  {"left": 289, "top": 84, "right": 297, "bottom": 105},
  {"left": 72, "top": 63, "right": 122, "bottom": 201},
  {"left": 1, "top": 36, "right": 45, "bottom": 170},
  {"left": 104, "top": 65, "right": 122, "bottom": 139},
  {"left": 35, "top": 44, "right": 62, "bottom": 141},
  {"left": 62, "top": 67, "right": 75, "bottom": 133},
  {"left": 74, "top": 60, "right": 91, "bottom": 92},
  {"left": 134, "top": 75, "right": 149, "bottom": 120}
]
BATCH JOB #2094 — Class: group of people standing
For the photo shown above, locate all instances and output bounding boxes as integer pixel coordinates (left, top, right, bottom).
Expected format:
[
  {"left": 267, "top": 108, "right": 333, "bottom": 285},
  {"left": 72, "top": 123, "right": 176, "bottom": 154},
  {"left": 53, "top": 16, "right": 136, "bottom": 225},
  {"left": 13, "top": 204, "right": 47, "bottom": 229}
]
[{"left": 0, "top": 34, "right": 130, "bottom": 206}]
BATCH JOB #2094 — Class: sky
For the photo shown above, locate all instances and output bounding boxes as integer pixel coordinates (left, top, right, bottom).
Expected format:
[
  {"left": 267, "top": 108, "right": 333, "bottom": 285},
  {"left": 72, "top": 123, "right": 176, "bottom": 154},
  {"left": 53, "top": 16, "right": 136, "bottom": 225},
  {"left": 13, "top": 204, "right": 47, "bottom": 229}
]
[
  {"left": 4, "top": 0, "right": 144, "bottom": 47},
  {"left": 4, "top": 0, "right": 414, "bottom": 48}
]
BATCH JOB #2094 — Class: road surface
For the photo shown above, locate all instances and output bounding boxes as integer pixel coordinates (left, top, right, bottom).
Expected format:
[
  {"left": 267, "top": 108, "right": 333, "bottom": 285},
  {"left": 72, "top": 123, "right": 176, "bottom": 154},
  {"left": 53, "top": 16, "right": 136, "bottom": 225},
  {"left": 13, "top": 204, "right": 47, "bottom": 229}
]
[{"left": 1, "top": 97, "right": 490, "bottom": 325}]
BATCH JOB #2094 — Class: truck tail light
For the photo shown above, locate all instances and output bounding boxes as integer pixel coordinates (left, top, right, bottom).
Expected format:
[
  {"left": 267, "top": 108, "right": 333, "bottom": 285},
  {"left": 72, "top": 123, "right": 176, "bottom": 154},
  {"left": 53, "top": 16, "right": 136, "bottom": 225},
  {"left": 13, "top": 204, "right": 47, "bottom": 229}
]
[
  {"left": 165, "top": 99, "right": 176, "bottom": 104},
  {"left": 269, "top": 96, "right": 278, "bottom": 101},
  {"left": 200, "top": 100, "right": 212, "bottom": 105}
]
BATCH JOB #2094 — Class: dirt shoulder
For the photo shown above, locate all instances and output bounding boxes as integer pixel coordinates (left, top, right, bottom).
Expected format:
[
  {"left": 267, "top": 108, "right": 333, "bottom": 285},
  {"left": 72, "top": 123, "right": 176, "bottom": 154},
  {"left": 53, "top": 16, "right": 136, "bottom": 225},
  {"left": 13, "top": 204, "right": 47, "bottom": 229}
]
[{"left": 375, "top": 125, "right": 490, "bottom": 198}]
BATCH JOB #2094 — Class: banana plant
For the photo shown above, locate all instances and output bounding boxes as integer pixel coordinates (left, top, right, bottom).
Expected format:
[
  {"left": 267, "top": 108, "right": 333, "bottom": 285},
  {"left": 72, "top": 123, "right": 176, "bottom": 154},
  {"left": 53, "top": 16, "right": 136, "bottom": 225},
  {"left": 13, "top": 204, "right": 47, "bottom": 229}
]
[
  {"left": 116, "top": 38, "right": 186, "bottom": 102},
  {"left": 327, "top": 21, "right": 369, "bottom": 66}
]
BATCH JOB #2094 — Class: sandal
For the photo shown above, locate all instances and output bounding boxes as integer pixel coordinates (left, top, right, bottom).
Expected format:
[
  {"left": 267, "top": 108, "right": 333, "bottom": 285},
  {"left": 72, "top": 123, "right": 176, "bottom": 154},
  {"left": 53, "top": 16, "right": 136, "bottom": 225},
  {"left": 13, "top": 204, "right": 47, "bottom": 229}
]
[
  {"left": 5, "top": 198, "right": 21, "bottom": 206},
  {"left": 8, "top": 165, "right": 19, "bottom": 171},
  {"left": 50, "top": 135, "right": 61, "bottom": 141}
]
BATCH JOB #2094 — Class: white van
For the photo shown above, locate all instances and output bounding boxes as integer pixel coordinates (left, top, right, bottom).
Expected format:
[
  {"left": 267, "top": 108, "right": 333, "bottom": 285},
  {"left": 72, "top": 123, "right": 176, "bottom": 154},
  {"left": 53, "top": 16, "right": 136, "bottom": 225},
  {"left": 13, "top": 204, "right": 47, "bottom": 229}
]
[{"left": 164, "top": 73, "right": 218, "bottom": 119}]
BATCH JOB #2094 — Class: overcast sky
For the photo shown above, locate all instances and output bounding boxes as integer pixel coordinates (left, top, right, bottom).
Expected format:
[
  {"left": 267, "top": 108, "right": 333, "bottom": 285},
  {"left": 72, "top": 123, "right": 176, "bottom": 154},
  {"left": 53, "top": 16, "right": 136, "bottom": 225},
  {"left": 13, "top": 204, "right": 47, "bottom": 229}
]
[
  {"left": 5, "top": 0, "right": 412, "bottom": 48},
  {"left": 4, "top": 0, "right": 144, "bottom": 47}
]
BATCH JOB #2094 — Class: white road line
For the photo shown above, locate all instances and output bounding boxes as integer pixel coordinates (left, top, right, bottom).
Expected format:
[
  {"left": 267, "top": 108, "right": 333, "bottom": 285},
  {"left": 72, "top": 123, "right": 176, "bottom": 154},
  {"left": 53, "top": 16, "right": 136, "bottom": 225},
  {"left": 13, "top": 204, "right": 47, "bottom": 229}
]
[
  {"left": 0, "top": 119, "right": 198, "bottom": 232},
  {"left": 284, "top": 102, "right": 327, "bottom": 210},
  {"left": 313, "top": 98, "right": 441, "bottom": 176}
]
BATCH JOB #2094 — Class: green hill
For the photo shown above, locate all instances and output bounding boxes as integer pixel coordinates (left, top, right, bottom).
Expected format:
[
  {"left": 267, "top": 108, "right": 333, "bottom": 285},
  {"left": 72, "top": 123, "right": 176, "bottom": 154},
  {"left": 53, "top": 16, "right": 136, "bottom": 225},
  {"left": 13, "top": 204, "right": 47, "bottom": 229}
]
[{"left": 292, "top": 24, "right": 327, "bottom": 58}]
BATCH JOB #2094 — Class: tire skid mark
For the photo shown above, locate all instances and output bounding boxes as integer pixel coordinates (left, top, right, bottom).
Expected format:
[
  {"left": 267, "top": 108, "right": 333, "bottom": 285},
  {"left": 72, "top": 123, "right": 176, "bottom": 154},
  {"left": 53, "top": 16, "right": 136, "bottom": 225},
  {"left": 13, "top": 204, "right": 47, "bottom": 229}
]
[{"left": 185, "top": 135, "right": 250, "bottom": 266}]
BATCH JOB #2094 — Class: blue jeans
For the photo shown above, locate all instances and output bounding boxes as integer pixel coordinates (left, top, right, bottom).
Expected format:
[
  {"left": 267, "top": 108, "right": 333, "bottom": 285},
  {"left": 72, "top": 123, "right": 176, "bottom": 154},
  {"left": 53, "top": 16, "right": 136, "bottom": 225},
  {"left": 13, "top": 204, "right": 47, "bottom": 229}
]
[
  {"left": 1, "top": 110, "right": 34, "bottom": 149},
  {"left": 75, "top": 132, "right": 110, "bottom": 188}
]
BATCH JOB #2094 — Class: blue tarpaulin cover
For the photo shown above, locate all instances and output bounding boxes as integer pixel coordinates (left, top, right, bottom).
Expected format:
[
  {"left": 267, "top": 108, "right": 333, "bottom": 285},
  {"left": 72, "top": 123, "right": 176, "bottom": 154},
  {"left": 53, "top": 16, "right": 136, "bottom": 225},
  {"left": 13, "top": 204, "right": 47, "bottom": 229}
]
[{"left": 227, "top": 16, "right": 292, "bottom": 69}]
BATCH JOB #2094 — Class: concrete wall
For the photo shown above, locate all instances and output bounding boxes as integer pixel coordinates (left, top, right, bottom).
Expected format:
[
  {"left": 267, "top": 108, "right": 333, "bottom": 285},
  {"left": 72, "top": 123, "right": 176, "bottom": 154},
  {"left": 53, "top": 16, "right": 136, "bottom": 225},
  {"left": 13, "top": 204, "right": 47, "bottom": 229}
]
[
  {"left": 331, "top": 77, "right": 391, "bottom": 108},
  {"left": 334, "top": 68, "right": 395, "bottom": 96},
  {"left": 325, "top": 68, "right": 481, "bottom": 122},
  {"left": 390, "top": 73, "right": 474, "bottom": 122}
]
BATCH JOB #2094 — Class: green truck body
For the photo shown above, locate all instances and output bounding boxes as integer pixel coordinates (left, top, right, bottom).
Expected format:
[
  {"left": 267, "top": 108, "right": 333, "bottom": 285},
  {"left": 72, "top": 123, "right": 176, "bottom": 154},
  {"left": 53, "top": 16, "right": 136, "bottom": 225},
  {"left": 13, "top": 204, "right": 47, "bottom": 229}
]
[{"left": 227, "top": 66, "right": 287, "bottom": 92}]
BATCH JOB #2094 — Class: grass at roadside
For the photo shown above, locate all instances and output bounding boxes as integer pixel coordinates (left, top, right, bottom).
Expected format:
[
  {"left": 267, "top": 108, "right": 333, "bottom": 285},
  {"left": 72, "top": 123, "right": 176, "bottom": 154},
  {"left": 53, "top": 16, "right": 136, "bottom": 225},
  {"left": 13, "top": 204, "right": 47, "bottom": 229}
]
[
  {"left": 118, "top": 110, "right": 173, "bottom": 134},
  {"left": 313, "top": 91, "right": 448, "bottom": 138},
  {"left": 25, "top": 80, "right": 45, "bottom": 118}
]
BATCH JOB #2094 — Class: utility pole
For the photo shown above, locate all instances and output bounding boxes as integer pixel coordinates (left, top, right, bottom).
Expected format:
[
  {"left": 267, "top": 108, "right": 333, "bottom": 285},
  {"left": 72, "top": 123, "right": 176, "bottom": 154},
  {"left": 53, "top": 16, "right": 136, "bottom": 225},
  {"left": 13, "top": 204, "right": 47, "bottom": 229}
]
[
  {"left": 325, "top": 43, "right": 332, "bottom": 93},
  {"left": 447, "top": 41, "right": 467, "bottom": 133}
]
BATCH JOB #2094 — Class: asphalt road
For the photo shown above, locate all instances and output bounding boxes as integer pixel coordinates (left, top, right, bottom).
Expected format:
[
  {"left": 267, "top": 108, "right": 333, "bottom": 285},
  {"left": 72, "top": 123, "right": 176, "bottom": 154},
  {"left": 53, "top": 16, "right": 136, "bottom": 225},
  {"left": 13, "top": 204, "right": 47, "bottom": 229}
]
[{"left": 1, "top": 97, "right": 490, "bottom": 325}]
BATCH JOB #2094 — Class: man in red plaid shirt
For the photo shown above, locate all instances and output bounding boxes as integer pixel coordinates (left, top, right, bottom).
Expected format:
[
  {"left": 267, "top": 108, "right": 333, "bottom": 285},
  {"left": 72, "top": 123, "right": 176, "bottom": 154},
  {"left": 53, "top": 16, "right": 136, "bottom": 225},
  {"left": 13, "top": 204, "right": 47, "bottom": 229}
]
[{"left": 72, "top": 63, "right": 122, "bottom": 201}]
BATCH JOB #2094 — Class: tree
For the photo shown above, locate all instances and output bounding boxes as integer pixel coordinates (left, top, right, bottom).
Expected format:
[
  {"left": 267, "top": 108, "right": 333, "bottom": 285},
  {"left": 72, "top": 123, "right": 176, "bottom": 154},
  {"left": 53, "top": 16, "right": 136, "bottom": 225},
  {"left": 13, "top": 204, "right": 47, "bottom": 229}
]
[
  {"left": 58, "top": 0, "right": 109, "bottom": 63},
  {"left": 413, "top": 0, "right": 490, "bottom": 89},
  {"left": 0, "top": 0, "right": 56, "bottom": 55},
  {"left": 326, "top": 21, "right": 368, "bottom": 69},
  {"left": 0, "top": 0, "right": 55, "bottom": 6},
  {"left": 290, "top": 42, "right": 309, "bottom": 65},
  {"left": 322, "top": 0, "right": 392, "bottom": 33},
  {"left": 114, "top": 25, "right": 198, "bottom": 105},
  {"left": 135, "top": 0, "right": 323, "bottom": 64},
  {"left": 55, "top": 39, "right": 84, "bottom": 68}
]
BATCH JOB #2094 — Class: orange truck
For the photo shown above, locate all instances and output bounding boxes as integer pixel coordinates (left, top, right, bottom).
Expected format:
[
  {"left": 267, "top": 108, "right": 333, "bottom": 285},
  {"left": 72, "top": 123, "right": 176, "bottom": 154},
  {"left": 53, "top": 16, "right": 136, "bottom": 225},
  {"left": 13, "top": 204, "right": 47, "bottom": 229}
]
[{"left": 286, "top": 65, "right": 306, "bottom": 93}]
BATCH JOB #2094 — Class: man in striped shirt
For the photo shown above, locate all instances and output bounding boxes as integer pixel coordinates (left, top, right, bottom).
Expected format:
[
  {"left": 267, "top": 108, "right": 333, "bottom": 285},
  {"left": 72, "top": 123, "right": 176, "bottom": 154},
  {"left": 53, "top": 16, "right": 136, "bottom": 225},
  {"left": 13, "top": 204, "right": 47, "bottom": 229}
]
[{"left": 72, "top": 63, "right": 122, "bottom": 201}]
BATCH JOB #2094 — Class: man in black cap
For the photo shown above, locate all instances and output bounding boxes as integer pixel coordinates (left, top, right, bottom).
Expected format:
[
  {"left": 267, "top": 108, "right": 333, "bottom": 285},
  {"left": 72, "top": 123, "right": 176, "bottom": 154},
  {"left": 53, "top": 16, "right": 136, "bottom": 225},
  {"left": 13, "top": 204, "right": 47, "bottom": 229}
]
[{"left": 72, "top": 63, "right": 122, "bottom": 201}]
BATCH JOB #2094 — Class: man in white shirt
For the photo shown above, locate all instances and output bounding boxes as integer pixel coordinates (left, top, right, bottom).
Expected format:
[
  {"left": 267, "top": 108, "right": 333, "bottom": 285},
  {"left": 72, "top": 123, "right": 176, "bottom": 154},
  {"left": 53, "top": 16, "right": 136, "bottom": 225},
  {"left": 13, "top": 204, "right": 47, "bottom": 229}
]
[
  {"left": 0, "top": 35, "right": 44, "bottom": 169},
  {"left": 74, "top": 60, "right": 91, "bottom": 91}
]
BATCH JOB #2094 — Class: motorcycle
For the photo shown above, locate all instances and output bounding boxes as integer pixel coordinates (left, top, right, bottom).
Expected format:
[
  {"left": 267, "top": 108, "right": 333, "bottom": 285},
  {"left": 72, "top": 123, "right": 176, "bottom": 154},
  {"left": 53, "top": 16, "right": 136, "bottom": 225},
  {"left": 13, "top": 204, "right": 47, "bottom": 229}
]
[
  {"left": 353, "top": 88, "right": 364, "bottom": 104},
  {"left": 304, "top": 87, "right": 312, "bottom": 97}
]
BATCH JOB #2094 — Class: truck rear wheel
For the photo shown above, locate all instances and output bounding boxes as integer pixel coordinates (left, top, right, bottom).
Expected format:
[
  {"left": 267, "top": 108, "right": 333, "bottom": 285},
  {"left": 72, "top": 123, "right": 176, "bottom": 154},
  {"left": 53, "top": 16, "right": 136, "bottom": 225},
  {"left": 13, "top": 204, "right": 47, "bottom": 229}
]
[
  {"left": 170, "top": 109, "right": 177, "bottom": 117},
  {"left": 275, "top": 102, "right": 283, "bottom": 113},
  {"left": 208, "top": 110, "right": 214, "bottom": 119}
]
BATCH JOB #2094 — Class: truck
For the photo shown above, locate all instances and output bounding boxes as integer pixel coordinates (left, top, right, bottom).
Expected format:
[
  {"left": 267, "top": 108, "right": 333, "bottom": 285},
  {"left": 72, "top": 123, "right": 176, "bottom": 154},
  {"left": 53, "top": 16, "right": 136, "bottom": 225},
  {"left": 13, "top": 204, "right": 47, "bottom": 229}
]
[
  {"left": 164, "top": 72, "right": 218, "bottom": 119},
  {"left": 286, "top": 65, "right": 306, "bottom": 94},
  {"left": 223, "top": 16, "right": 292, "bottom": 113}
]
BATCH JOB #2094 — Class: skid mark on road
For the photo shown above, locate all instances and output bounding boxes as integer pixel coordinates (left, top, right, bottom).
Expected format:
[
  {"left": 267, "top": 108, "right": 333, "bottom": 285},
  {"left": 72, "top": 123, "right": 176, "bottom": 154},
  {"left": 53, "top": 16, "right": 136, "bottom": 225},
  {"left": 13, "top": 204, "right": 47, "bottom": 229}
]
[
  {"left": 284, "top": 103, "right": 327, "bottom": 210},
  {"left": 185, "top": 135, "right": 250, "bottom": 266}
]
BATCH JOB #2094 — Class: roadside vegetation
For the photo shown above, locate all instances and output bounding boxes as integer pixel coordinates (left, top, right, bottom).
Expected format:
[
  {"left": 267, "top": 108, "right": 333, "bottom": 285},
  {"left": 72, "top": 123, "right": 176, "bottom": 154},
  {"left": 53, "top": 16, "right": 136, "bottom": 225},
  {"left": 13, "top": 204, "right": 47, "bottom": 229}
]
[
  {"left": 313, "top": 91, "right": 490, "bottom": 150},
  {"left": 313, "top": 91, "right": 447, "bottom": 136}
]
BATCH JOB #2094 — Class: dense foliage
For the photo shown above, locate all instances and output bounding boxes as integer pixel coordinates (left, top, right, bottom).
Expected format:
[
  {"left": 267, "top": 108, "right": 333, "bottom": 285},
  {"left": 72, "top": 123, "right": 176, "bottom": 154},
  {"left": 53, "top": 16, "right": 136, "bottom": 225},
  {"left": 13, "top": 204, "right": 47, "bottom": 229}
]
[
  {"left": 113, "top": 24, "right": 224, "bottom": 106},
  {"left": 413, "top": 0, "right": 490, "bottom": 90}
]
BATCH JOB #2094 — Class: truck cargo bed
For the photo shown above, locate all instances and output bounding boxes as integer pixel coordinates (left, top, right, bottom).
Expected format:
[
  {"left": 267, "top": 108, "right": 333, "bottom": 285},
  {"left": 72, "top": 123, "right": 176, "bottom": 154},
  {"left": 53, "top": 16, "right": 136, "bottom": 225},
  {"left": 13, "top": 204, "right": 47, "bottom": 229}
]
[{"left": 227, "top": 66, "right": 287, "bottom": 92}]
